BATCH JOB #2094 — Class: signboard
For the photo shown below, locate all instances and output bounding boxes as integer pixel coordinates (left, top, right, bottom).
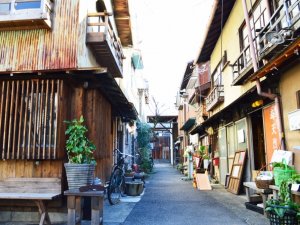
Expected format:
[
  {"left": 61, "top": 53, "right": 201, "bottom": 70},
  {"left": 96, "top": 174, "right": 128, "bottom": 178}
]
[
  {"left": 288, "top": 109, "right": 300, "bottom": 131},
  {"left": 263, "top": 103, "right": 281, "bottom": 165}
]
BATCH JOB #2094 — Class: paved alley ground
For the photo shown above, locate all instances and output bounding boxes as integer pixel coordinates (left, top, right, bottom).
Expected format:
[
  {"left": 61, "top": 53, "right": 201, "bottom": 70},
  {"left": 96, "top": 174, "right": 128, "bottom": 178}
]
[
  {"left": 105, "top": 162, "right": 270, "bottom": 225},
  {"left": 0, "top": 162, "right": 270, "bottom": 225}
]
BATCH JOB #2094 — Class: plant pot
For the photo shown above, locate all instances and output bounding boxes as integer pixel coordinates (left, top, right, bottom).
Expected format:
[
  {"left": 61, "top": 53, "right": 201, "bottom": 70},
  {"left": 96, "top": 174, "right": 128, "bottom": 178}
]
[
  {"left": 64, "top": 163, "right": 95, "bottom": 190},
  {"left": 125, "top": 181, "right": 144, "bottom": 196},
  {"left": 268, "top": 210, "right": 298, "bottom": 225},
  {"left": 204, "top": 159, "right": 209, "bottom": 169}
]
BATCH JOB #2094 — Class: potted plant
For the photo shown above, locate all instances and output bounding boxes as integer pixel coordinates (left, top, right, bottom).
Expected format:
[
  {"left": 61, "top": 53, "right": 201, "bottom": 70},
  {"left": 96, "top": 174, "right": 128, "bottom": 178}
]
[
  {"left": 196, "top": 146, "right": 210, "bottom": 171},
  {"left": 64, "top": 116, "right": 96, "bottom": 190},
  {"left": 265, "top": 174, "right": 300, "bottom": 225}
]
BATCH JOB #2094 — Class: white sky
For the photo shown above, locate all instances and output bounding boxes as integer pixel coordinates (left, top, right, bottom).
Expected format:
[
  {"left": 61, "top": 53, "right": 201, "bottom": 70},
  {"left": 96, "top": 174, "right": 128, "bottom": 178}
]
[{"left": 132, "top": 0, "right": 214, "bottom": 116}]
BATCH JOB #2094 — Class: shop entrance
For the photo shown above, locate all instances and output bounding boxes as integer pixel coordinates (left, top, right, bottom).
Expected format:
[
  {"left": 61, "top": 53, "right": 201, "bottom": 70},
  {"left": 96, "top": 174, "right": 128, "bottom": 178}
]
[{"left": 250, "top": 110, "right": 266, "bottom": 170}]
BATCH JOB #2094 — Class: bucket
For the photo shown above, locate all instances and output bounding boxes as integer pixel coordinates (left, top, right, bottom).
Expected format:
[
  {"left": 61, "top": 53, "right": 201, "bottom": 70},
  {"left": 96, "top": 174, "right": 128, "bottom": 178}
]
[{"left": 125, "top": 181, "right": 144, "bottom": 196}]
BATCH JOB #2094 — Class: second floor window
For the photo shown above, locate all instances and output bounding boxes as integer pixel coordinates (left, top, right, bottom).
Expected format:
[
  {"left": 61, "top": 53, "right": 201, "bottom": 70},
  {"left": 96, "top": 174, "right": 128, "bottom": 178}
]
[
  {"left": 212, "top": 62, "right": 223, "bottom": 87},
  {"left": 0, "top": 79, "right": 61, "bottom": 160},
  {"left": 0, "top": 0, "right": 52, "bottom": 30},
  {"left": 240, "top": 0, "right": 269, "bottom": 56},
  {"left": 0, "top": 0, "right": 41, "bottom": 14}
]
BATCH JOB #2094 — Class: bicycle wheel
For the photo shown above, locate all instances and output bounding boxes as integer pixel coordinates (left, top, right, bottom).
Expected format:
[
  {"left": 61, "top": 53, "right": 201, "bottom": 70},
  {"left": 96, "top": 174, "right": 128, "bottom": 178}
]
[{"left": 108, "top": 168, "right": 125, "bottom": 205}]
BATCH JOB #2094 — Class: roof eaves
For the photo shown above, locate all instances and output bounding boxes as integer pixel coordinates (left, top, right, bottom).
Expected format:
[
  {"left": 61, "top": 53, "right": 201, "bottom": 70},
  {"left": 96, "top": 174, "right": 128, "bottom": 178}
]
[{"left": 194, "top": 0, "right": 236, "bottom": 64}]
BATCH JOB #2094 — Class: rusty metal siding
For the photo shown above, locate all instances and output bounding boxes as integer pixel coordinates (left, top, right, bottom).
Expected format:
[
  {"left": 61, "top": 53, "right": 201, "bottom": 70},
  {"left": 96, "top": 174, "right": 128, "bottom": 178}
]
[{"left": 0, "top": 0, "right": 79, "bottom": 72}]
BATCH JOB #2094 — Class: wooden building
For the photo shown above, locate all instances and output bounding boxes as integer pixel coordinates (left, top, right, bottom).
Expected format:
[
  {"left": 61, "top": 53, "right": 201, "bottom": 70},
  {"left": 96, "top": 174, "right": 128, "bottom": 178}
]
[{"left": 0, "top": 0, "right": 138, "bottom": 221}]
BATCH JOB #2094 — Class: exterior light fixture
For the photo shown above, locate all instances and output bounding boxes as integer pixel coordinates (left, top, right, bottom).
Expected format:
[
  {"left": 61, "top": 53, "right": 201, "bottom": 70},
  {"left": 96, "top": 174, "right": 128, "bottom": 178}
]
[{"left": 251, "top": 100, "right": 263, "bottom": 108}]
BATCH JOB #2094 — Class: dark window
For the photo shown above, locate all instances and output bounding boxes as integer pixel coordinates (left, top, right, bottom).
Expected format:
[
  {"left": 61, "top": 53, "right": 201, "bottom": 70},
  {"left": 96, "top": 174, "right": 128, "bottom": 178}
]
[{"left": 0, "top": 79, "right": 61, "bottom": 160}]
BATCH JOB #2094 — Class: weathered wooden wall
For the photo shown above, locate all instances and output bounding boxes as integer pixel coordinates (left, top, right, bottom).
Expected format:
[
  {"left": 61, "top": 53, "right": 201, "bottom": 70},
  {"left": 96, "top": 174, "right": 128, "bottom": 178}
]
[
  {"left": 0, "top": 79, "right": 113, "bottom": 183},
  {"left": 0, "top": 160, "right": 63, "bottom": 179},
  {"left": 0, "top": 0, "right": 80, "bottom": 72},
  {"left": 70, "top": 87, "right": 113, "bottom": 181}
]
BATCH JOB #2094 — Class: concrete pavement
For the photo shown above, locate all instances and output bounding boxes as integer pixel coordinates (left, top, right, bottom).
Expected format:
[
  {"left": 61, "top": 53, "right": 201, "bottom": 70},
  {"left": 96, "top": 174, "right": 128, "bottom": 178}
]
[
  {"left": 0, "top": 162, "right": 270, "bottom": 225},
  {"left": 105, "top": 162, "right": 269, "bottom": 225}
]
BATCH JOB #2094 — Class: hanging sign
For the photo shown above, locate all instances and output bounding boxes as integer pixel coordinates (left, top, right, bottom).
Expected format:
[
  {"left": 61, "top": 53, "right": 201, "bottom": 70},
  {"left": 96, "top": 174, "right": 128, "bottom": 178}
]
[{"left": 263, "top": 103, "right": 281, "bottom": 165}]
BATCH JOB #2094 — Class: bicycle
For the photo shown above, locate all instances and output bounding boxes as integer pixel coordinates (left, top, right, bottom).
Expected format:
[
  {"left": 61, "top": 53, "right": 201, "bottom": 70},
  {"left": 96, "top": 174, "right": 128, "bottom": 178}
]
[{"left": 107, "top": 149, "right": 133, "bottom": 205}]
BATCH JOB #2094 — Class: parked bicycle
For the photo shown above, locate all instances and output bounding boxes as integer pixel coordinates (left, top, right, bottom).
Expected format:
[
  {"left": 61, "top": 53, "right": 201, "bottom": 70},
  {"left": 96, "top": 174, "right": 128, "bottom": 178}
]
[{"left": 107, "top": 149, "right": 133, "bottom": 205}]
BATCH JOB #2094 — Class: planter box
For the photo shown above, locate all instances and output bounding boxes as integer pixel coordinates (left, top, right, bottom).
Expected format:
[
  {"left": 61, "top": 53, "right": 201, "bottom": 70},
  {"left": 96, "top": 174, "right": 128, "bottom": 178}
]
[
  {"left": 125, "top": 181, "right": 144, "bottom": 196},
  {"left": 64, "top": 163, "right": 95, "bottom": 190}
]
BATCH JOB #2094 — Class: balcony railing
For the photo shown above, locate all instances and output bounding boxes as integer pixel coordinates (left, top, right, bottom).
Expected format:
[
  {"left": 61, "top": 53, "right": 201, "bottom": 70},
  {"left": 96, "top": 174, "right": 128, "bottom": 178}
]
[
  {"left": 231, "top": 0, "right": 300, "bottom": 85},
  {"left": 206, "top": 85, "right": 224, "bottom": 111},
  {"left": 258, "top": 0, "right": 300, "bottom": 59},
  {"left": 231, "top": 45, "right": 252, "bottom": 85},
  {"left": 86, "top": 12, "right": 124, "bottom": 78}
]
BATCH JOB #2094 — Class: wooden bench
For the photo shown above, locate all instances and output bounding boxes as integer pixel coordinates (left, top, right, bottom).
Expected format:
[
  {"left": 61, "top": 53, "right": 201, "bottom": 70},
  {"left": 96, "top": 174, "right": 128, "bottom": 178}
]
[
  {"left": 243, "top": 181, "right": 273, "bottom": 216},
  {"left": 0, "top": 177, "right": 61, "bottom": 225}
]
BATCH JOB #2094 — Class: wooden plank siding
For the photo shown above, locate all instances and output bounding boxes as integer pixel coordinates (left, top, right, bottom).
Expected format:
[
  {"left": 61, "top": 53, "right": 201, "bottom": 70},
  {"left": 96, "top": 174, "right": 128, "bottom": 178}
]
[
  {"left": 0, "top": 160, "right": 63, "bottom": 179},
  {"left": 0, "top": 0, "right": 79, "bottom": 72},
  {"left": 0, "top": 78, "right": 114, "bottom": 184},
  {"left": 70, "top": 87, "right": 113, "bottom": 181}
]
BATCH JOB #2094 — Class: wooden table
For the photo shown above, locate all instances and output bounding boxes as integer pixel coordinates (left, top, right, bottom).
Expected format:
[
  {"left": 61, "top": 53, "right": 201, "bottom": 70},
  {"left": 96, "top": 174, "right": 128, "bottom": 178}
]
[
  {"left": 269, "top": 185, "right": 300, "bottom": 200},
  {"left": 64, "top": 189, "right": 104, "bottom": 225},
  {"left": 243, "top": 182, "right": 273, "bottom": 216}
]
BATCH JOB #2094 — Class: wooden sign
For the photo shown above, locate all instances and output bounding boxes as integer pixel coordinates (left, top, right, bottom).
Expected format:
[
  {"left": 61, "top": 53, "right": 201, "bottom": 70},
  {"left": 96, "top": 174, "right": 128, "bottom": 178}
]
[
  {"left": 196, "top": 172, "right": 212, "bottom": 190},
  {"left": 263, "top": 103, "right": 281, "bottom": 165}
]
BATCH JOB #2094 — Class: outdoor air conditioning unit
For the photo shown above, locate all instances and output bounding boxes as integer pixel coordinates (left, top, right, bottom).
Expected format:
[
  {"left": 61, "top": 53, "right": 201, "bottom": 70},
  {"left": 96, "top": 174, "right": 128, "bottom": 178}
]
[{"left": 265, "top": 31, "right": 285, "bottom": 44}]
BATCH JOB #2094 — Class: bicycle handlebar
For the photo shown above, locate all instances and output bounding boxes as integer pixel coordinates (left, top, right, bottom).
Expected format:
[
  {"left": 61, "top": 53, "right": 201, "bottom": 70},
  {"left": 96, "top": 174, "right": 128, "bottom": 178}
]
[{"left": 114, "top": 148, "right": 135, "bottom": 158}]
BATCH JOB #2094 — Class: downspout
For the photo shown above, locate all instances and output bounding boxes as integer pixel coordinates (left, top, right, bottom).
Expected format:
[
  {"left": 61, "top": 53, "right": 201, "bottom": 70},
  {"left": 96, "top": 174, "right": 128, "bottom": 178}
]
[{"left": 241, "top": 0, "right": 285, "bottom": 149}]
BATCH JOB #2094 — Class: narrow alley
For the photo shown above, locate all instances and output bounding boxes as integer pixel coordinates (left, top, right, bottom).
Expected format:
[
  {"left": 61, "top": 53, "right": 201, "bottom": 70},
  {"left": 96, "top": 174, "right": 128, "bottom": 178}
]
[{"left": 105, "top": 162, "right": 269, "bottom": 225}]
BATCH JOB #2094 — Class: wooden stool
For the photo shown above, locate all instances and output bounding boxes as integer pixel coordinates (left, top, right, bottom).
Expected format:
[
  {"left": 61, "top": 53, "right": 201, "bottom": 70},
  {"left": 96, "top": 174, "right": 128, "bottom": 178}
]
[{"left": 64, "top": 189, "right": 104, "bottom": 225}]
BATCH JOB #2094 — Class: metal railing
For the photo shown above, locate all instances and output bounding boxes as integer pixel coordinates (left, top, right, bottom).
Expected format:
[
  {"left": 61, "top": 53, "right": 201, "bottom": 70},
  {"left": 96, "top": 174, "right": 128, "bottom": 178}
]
[
  {"left": 258, "top": 0, "right": 300, "bottom": 54},
  {"left": 206, "top": 85, "right": 224, "bottom": 111},
  {"left": 86, "top": 12, "right": 124, "bottom": 70},
  {"left": 231, "top": 0, "right": 300, "bottom": 83},
  {"left": 231, "top": 45, "right": 252, "bottom": 81}
]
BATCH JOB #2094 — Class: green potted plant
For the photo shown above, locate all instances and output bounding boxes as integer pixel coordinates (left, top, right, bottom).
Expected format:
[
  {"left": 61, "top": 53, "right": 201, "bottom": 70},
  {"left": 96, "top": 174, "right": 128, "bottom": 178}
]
[
  {"left": 265, "top": 174, "right": 300, "bottom": 225},
  {"left": 64, "top": 116, "right": 96, "bottom": 190},
  {"left": 196, "top": 146, "right": 210, "bottom": 170}
]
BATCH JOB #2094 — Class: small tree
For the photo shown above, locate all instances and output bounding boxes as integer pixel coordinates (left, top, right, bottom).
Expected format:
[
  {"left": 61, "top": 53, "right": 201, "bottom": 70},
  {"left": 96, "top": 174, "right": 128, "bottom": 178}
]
[
  {"left": 136, "top": 122, "right": 153, "bottom": 172},
  {"left": 65, "top": 116, "right": 96, "bottom": 164}
]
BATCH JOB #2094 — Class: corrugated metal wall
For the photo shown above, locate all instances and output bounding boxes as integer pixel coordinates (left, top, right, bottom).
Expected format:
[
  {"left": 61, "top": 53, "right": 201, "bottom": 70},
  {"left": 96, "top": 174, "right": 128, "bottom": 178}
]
[{"left": 0, "top": 0, "right": 79, "bottom": 72}]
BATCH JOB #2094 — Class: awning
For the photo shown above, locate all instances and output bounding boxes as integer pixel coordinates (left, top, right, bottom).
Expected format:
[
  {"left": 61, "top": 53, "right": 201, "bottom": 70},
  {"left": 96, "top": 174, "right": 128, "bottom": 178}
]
[
  {"left": 180, "top": 118, "right": 196, "bottom": 131},
  {"left": 248, "top": 37, "right": 300, "bottom": 82},
  {"left": 96, "top": 73, "right": 138, "bottom": 121},
  {"left": 0, "top": 69, "right": 138, "bottom": 121},
  {"left": 190, "top": 124, "right": 206, "bottom": 135}
]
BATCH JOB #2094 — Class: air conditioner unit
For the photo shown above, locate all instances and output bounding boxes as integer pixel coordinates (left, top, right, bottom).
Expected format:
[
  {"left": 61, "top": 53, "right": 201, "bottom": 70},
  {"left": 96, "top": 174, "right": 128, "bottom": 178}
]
[{"left": 265, "top": 31, "right": 285, "bottom": 44}]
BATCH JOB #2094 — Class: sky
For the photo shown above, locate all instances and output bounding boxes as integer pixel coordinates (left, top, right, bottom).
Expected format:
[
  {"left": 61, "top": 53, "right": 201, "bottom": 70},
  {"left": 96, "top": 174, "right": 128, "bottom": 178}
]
[{"left": 132, "top": 0, "right": 214, "bottom": 115}]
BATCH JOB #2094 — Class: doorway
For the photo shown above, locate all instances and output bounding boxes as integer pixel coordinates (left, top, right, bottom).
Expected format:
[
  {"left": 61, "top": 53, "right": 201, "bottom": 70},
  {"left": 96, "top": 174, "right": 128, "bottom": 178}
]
[{"left": 250, "top": 109, "right": 266, "bottom": 170}]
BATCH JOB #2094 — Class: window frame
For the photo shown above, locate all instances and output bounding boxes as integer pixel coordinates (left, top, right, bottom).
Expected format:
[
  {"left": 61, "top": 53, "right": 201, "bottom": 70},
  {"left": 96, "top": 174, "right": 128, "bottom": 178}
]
[{"left": 0, "top": 0, "right": 53, "bottom": 30}]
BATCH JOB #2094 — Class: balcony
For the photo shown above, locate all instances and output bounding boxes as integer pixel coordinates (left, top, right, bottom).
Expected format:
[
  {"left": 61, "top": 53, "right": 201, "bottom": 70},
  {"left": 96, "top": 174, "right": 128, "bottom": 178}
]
[
  {"left": 258, "top": 0, "right": 300, "bottom": 61},
  {"left": 86, "top": 12, "right": 124, "bottom": 78},
  {"left": 231, "top": 45, "right": 254, "bottom": 86},
  {"left": 206, "top": 85, "right": 224, "bottom": 111}
]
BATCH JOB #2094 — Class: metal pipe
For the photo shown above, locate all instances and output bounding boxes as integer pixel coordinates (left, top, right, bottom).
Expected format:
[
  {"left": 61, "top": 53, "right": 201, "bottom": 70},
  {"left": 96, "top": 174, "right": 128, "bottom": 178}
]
[
  {"left": 264, "top": 0, "right": 272, "bottom": 20},
  {"left": 241, "top": 0, "right": 258, "bottom": 71},
  {"left": 242, "top": 0, "right": 286, "bottom": 149}
]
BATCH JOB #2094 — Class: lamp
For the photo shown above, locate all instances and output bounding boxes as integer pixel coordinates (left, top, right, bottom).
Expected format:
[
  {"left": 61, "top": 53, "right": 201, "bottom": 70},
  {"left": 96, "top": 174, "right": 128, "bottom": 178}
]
[{"left": 251, "top": 100, "right": 263, "bottom": 108}]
